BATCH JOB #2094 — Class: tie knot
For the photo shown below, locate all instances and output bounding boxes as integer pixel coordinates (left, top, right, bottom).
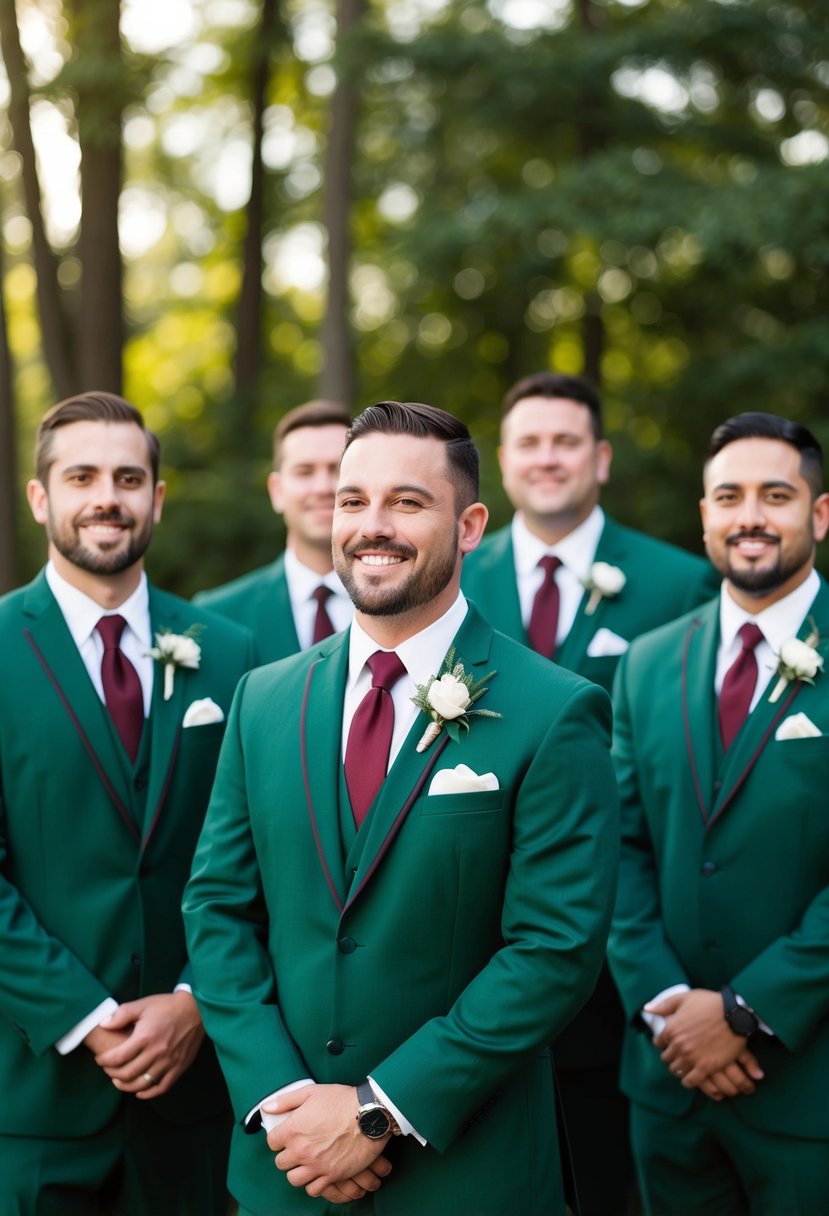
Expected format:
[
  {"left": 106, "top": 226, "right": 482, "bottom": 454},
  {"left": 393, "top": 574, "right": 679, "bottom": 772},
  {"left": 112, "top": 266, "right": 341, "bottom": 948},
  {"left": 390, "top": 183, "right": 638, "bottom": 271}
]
[
  {"left": 538, "top": 555, "right": 562, "bottom": 579},
  {"left": 312, "top": 585, "right": 332, "bottom": 608},
  {"left": 96, "top": 614, "right": 127, "bottom": 649},
  {"left": 738, "top": 622, "right": 764, "bottom": 652},
  {"left": 367, "top": 650, "right": 407, "bottom": 692}
]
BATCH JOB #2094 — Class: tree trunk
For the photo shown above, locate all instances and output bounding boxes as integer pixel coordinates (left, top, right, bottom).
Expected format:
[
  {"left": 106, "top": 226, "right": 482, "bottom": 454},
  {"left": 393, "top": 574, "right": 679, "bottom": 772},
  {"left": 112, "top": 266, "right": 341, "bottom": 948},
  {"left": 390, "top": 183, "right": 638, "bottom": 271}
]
[
  {"left": 319, "top": 0, "right": 363, "bottom": 406},
  {"left": 0, "top": 233, "right": 18, "bottom": 593},
  {"left": 0, "top": 0, "right": 77, "bottom": 399},
  {"left": 576, "top": 0, "right": 604, "bottom": 388}
]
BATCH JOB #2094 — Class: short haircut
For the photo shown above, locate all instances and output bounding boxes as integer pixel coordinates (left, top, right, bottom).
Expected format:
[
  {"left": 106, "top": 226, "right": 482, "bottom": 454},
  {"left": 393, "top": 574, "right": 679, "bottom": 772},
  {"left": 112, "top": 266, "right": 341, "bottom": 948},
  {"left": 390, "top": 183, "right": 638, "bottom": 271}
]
[
  {"left": 502, "top": 372, "right": 603, "bottom": 441},
  {"left": 706, "top": 412, "right": 824, "bottom": 499},
  {"left": 35, "top": 391, "right": 161, "bottom": 485},
  {"left": 272, "top": 399, "right": 351, "bottom": 468},
  {"left": 344, "top": 400, "right": 480, "bottom": 509}
]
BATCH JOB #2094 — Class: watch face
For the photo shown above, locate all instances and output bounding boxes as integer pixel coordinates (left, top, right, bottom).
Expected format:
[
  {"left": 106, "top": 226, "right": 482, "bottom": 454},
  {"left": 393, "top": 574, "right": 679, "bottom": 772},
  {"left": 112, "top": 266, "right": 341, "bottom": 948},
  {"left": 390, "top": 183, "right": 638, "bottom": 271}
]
[
  {"left": 728, "top": 1007, "right": 757, "bottom": 1037},
  {"left": 358, "top": 1107, "right": 391, "bottom": 1139}
]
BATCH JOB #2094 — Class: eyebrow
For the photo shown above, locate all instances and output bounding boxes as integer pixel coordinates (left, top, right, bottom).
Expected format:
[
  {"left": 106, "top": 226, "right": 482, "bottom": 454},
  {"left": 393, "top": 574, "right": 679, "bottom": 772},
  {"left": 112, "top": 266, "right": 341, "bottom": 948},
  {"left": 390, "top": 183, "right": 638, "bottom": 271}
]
[
  {"left": 712, "top": 479, "right": 797, "bottom": 494},
  {"left": 337, "top": 483, "right": 437, "bottom": 502},
  {"left": 61, "top": 463, "right": 148, "bottom": 478}
]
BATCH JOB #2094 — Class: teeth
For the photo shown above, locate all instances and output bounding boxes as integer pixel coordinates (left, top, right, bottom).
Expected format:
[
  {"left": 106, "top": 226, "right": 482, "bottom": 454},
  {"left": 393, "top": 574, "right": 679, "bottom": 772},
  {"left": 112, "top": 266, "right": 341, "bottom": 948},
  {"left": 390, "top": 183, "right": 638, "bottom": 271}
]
[{"left": 358, "top": 554, "right": 403, "bottom": 566}]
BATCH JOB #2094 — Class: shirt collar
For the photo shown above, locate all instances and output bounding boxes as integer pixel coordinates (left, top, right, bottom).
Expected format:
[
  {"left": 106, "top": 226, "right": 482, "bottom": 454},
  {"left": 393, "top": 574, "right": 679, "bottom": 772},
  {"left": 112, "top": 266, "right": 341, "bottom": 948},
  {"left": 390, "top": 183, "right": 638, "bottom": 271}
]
[
  {"left": 511, "top": 506, "right": 605, "bottom": 584},
  {"left": 283, "top": 546, "right": 348, "bottom": 601},
  {"left": 45, "top": 561, "right": 151, "bottom": 650},
  {"left": 719, "top": 568, "right": 821, "bottom": 656},
  {"left": 347, "top": 593, "right": 469, "bottom": 692}
]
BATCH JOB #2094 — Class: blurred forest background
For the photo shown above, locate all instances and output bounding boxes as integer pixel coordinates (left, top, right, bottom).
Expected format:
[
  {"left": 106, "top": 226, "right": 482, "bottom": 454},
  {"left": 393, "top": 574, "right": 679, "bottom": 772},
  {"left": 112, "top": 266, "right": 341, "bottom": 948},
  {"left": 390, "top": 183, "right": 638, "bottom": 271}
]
[{"left": 1, "top": 0, "right": 827, "bottom": 597}]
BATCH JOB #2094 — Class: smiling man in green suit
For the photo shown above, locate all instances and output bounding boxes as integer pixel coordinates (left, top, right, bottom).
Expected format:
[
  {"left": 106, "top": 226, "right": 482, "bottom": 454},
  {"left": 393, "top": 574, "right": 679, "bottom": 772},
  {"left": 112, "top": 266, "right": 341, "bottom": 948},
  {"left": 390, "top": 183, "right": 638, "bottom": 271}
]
[
  {"left": 462, "top": 371, "right": 717, "bottom": 1216},
  {"left": 0, "top": 392, "right": 254, "bottom": 1215},
  {"left": 195, "top": 400, "right": 353, "bottom": 663},
  {"left": 608, "top": 412, "right": 829, "bottom": 1215},
  {"left": 184, "top": 400, "right": 619, "bottom": 1215}
]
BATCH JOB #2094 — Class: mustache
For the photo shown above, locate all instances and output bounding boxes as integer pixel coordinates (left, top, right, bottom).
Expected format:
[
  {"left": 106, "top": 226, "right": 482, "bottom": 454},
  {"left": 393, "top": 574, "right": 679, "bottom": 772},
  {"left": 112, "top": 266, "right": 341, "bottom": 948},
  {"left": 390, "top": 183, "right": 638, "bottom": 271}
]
[
  {"left": 77, "top": 511, "right": 134, "bottom": 528},
  {"left": 726, "top": 530, "right": 779, "bottom": 546},
  {"left": 344, "top": 540, "right": 416, "bottom": 560}
]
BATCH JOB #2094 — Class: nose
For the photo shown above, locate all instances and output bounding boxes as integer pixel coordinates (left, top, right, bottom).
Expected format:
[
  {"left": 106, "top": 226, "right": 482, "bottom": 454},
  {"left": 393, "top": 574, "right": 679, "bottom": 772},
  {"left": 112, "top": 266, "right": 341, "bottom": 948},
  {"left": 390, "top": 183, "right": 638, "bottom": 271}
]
[
  {"left": 92, "top": 475, "right": 124, "bottom": 509},
  {"left": 358, "top": 500, "right": 395, "bottom": 539},
  {"left": 735, "top": 491, "right": 767, "bottom": 532}
]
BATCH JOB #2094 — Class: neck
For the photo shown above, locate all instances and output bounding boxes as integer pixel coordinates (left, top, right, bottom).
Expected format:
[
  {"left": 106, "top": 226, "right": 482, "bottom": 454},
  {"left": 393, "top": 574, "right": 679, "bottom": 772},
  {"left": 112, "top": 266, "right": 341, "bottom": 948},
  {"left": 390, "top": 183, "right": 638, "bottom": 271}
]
[
  {"left": 288, "top": 537, "right": 334, "bottom": 576},
  {"left": 520, "top": 502, "right": 596, "bottom": 547},
  {"left": 355, "top": 583, "right": 460, "bottom": 649},
  {"left": 49, "top": 549, "right": 143, "bottom": 609},
  {"left": 725, "top": 562, "right": 815, "bottom": 615}
]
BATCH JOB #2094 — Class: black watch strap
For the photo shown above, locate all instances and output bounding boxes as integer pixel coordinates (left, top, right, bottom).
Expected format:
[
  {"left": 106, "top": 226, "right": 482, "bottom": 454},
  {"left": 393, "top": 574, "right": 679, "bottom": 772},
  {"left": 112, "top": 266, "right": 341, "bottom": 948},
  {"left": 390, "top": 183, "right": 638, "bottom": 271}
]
[{"left": 721, "top": 985, "right": 759, "bottom": 1037}]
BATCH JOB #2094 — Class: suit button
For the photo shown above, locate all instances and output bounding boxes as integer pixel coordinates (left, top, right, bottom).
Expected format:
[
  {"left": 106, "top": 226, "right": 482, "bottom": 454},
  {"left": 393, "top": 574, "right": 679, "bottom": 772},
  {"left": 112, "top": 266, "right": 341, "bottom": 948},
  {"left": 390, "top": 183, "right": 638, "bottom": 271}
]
[
  {"left": 326, "top": 1039, "right": 344, "bottom": 1056},
  {"left": 713, "top": 779, "right": 722, "bottom": 793},
  {"left": 338, "top": 937, "right": 356, "bottom": 955},
  {"left": 702, "top": 861, "right": 717, "bottom": 876},
  {"left": 131, "top": 951, "right": 141, "bottom": 967},
  {"left": 134, "top": 775, "right": 147, "bottom": 791}
]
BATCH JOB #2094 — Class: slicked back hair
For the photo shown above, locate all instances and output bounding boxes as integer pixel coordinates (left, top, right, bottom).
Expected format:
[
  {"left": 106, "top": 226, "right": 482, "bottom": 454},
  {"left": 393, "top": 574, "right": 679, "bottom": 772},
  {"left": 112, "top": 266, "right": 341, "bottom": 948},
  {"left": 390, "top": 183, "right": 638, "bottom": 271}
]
[
  {"left": 35, "top": 391, "right": 161, "bottom": 485},
  {"left": 706, "top": 412, "right": 823, "bottom": 500},
  {"left": 502, "top": 372, "right": 603, "bottom": 441},
  {"left": 344, "top": 400, "right": 480, "bottom": 510}
]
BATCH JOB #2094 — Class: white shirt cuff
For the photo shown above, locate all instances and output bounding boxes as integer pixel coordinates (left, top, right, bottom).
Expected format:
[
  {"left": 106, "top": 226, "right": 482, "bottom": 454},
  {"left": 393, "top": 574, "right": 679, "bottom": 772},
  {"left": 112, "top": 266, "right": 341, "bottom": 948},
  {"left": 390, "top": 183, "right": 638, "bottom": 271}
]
[
  {"left": 173, "top": 982, "right": 192, "bottom": 994},
  {"left": 247, "top": 1078, "right": 314, "bottom": 1132},
  {"left": 735, "top": 991, "right": 773, "bottom": 1036},
  {"left": 367, "top": 1075, "right": 426, "bottom": 1146},
  {"left": 55, "top": 997, "right": 119, "bottom": 1055},
  {"left": 641, "top": 983, "right": 690, "bottom": 1038}
]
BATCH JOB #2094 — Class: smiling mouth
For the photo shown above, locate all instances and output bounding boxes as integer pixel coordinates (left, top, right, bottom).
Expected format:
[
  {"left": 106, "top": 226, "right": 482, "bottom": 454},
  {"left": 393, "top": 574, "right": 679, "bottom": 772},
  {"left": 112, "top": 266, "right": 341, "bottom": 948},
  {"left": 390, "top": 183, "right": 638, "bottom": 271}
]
[{"left": 356, "top": 554, "right": 405, "bottom": 566}]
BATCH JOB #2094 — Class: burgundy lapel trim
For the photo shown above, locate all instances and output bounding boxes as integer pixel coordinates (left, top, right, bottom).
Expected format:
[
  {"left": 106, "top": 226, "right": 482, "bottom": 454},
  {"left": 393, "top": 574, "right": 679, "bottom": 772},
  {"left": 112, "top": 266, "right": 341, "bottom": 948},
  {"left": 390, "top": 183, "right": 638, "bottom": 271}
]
[
  {"left": 342, "top": 732, "right": 451, "bottom": 920},
  {"left": 140, "top": 727, "right": 182, "bottom": 852},
  {"left": 681, "top": 618, "right": 709, "bottom": 825},
  {"left": 300, "top": 660, "right": 344, "bottom": 914},
  {"left": 25, "top": 628, "right": 140, "bottom": 842},
  {"left": 707, "top": 681, "right": 802, "bottom": 829}
]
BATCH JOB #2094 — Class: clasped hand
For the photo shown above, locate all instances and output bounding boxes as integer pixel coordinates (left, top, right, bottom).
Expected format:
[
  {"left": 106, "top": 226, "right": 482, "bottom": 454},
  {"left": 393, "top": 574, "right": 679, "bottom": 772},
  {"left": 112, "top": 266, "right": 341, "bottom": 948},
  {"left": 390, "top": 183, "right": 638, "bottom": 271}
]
[
  {"left": 646, "top": 988, "right": 764, "bottom": 1101},
  {"left": 85, "top": 990, "right": 205, "bottom": 1099}
]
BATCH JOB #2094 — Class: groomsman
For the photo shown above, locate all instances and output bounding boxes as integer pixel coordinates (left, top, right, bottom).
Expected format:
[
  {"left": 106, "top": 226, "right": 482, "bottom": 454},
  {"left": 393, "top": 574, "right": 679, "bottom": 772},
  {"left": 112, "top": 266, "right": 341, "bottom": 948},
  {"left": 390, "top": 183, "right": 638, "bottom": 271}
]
[
  {"left": 196, "top": 400, "right": 353, "bottom": 663},
  {"left": 608, "top": 413, "right": 829, "bottom": 1215},
  {"left": 184, "top": 400, "right": 619, "bottom": 1215},
  {"left": 462, "top": 371, "right": 717, "bottom": 1216},
  {"left": 0, "top": 392, "right": 254, "bottom": 1215}
]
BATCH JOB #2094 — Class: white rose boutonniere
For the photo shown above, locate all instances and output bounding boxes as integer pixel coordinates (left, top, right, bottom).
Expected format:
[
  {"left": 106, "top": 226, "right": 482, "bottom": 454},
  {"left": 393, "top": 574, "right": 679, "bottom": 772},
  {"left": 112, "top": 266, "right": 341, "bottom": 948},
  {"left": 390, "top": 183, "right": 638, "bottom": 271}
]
[
  {"left": 584, "top": 562, "right": 626, "bottom": 616},
  {"left": 148, "top": 627, "right": 203, "bottom": 700},
  {"left": 769, "top": 622, "right": 823, "bottom": 704},
  {"left": 411, "top": 647, "right": 502, "bottom": 752}
]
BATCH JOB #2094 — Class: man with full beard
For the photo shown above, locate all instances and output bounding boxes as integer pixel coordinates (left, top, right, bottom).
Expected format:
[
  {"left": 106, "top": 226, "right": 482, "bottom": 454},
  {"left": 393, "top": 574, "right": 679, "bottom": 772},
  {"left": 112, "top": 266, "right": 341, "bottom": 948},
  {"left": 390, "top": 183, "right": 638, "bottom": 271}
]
[
  {"left": 608, "top": 412, "right": 829, "bottom": 1215},
  {"left": 183, "top": 400, "right": 619, "bottom": 1215},
  {"left": 0, "top": 392, "right": 254, "bottom": 1214}
]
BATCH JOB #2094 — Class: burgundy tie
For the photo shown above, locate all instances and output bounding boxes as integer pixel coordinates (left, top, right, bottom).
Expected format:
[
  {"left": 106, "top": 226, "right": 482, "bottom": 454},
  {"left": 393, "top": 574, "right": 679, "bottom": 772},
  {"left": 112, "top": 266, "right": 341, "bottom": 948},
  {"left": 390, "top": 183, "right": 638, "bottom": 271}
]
[
  {"left": 345, "top": 651, "right": 407, "bottom": 827},
  {"left": 527, "top": 555, "right": 563, "bottom": 659},
  {"left": 96, "top": 615, "right": 144, "bottom": 762},
  {"left": 718, "top": 622, "right": 764, "bottom": 751},
  {"left": 311, "top": 585, "right": 336, "bottom": 644}
]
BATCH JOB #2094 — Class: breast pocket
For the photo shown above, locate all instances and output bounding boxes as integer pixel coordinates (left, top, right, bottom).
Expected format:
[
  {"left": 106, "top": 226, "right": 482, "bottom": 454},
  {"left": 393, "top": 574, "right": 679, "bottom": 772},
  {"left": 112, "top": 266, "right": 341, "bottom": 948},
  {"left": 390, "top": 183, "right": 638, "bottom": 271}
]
[{"left": 419, "top": 789, "right": 505, "bottom": 817}]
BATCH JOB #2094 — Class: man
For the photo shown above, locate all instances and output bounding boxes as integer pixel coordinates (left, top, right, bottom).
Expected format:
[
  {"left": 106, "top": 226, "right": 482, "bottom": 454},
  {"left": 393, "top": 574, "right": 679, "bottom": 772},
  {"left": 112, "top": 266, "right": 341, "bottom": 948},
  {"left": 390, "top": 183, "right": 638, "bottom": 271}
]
[
  {"left": 608, "top": 413, "right": 829, "bottom": 1215},
  {"left": 195, "top": 400, "right": 353, "bottom": 663},
  {"left": 183, "top": 400, "right": 619, "bottom": 1215},
  {"left": 0, "top": 392, "right": 254, "bottom": 1215},
  {"left": 462, "top": 371, "right": 718, "bottom": 1216}
]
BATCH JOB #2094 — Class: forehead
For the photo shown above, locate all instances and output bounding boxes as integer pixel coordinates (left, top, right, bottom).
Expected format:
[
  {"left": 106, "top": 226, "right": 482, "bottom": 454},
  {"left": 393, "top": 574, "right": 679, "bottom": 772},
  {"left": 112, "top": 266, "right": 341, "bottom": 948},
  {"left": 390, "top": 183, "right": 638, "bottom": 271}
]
[
  {"left": 338, "top": 432, "right": 450, "bottom": 488},
  {"left": 502, "top": 396, "right": 594, "bottom": 441},
  {"left": 47, "top": 420, "right": 153, "bottom": 472},
  {"left": 704, "top": 437, "right": 804, "bottom": 491},
  {"left": 281, "top": 423, "right": 348, "bottom": 466}
]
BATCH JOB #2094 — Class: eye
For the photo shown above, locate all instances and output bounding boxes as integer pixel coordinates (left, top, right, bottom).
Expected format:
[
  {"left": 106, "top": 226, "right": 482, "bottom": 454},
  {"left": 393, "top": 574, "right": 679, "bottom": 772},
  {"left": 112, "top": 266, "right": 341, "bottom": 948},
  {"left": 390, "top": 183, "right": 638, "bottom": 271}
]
[{"left": 337, "top": 496, "right": 364, "bottom": 509}]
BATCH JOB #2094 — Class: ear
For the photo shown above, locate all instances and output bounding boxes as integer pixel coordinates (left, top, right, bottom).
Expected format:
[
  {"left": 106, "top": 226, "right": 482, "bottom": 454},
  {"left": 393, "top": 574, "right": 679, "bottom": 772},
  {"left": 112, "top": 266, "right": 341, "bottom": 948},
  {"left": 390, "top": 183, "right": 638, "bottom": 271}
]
[
  {"left": 596, "top": 439, "right": 613, "bottom": 486},
  {"left": 267, "top": 470, "right": 284, "bottom": 514},
  {"left": 458, "top": 501, "right": 489, "bottom": 556},
  {"left": 699, "top": 496, "right": 708, "bottom": 544},
  {"left": 153, "top": 480, "right": 166, "bottom": 524},
  {"left": 27, "top": 479, "right": 48, "bottom": 525},
  {"left": 812, "top": 492, "right": 829, "bottom": 544}
]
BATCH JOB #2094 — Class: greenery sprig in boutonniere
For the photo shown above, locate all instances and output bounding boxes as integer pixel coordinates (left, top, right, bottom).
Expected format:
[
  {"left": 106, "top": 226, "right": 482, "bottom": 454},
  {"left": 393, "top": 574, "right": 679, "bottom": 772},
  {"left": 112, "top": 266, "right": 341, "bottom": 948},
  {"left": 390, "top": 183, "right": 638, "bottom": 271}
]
[
  {"left": 583, "top": 561, "right": 626, "bottom": 615},
  {"left": 411, "top": 647, "right": 502, "bottom": 752},
  {"left": 148, "top": 626, "right": 203, "bottom": 700},
  {"left": 768, "top": 620, "right": 823, "bottom": 704}
]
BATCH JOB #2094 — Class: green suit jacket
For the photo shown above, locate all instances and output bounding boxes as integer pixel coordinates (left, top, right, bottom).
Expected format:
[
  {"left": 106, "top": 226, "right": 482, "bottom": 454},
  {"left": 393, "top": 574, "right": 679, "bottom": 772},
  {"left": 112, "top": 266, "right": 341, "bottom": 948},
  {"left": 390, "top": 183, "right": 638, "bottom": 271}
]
[
  {"left": 184, "top": 605, "right": 620, "bottom": 1215},
  {"left": 608, "top": 581, "right": 829, "bottom": 1138},
  {"left": 461, "top": 515, "right": 719, "bottom": 695},
  {"left": 0, "top": 570, "right": 254, "bottom": 1138},
  {"left": 194, "top": 556, "right": 299, "bottom": 666}
]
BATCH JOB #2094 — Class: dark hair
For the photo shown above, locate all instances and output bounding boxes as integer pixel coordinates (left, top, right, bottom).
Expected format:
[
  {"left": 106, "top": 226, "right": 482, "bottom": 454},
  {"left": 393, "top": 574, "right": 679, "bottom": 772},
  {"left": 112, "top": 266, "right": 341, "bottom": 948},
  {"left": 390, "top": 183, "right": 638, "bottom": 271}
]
[
  {"left": 36, "top": 391, "right": 160, "bottom": 484},
  {"left": 345, "top": 400, "right": 480, "bottom": 509},
  {"left": 273, "top": 399, "right": 351, "bottom": 468},
  {"left": 502, "top": 372, "right": 603, "bottom": 441},
  {"left": 706, "top": 412, "right": 823, "bottom": 499}
]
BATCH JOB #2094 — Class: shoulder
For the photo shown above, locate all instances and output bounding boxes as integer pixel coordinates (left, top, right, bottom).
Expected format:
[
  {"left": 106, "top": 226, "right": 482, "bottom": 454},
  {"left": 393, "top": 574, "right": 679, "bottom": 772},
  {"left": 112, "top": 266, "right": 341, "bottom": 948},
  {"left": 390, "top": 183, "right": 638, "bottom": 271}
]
[
  {"left": 487, "top": 625, "right": 611, "bottom": 725},
  {"left": 604, "top": 518, "right": 709, "bottom": 575},
  {"left": 463, "top": 525, "right": 512, "bottom": 575},
  {"left": 623, "top": 597, "right": 717, "bottom": 672},
  {"left": 193, "top": 559, "right": 284, "bottom": 610},
  {"left": 150, "top": 586, "right": 254, "bottom": 658}
]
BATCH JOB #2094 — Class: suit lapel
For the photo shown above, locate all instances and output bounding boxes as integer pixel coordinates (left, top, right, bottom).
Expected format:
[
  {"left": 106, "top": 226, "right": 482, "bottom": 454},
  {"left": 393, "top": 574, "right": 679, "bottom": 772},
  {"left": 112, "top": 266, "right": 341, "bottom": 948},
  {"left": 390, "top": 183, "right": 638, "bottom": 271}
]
[
  {"left": 680, "top": 603, "right": 720, "bottom": 824},
  {"left": 140, "top": 588, "right": 189, "bottom": 849},
  {"left": 22, "top": 572, "right": 138, "bottom": 838},
  {"left": 474, "top": 529, "right": 525, "bottom": 642},
  {"left": 263, "top": 557, "right": 300, "bottom": 657},
  {"left": 555, "top": 517, "right": 625, "bottom": 670}
]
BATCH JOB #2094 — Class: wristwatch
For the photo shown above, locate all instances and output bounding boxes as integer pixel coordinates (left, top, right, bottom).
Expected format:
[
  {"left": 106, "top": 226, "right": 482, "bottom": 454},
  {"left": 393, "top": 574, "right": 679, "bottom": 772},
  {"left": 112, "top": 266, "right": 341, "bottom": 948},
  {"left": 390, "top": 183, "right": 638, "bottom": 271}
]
[
  {"left": 356, "top": 1080, "right": 400, "bottom": 1139},
  {"left": 721, "top": 985, "right": 759, "bottom": 1037}
]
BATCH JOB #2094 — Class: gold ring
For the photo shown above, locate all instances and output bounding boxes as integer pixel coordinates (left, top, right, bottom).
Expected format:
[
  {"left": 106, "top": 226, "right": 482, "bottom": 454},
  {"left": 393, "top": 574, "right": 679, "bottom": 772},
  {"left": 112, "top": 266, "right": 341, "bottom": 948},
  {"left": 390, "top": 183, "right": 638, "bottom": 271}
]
[{"left": 142, "top": 1072, "right": 156, "bottom": 1084}]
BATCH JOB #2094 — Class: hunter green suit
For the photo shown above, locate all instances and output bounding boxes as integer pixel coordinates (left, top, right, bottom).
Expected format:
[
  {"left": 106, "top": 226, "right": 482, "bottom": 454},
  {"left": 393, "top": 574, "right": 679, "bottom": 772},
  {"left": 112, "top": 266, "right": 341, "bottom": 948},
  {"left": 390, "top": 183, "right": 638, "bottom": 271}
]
[
  {"left": 184, "top": 604, "right": 619, "bottom": 1216},
  {"left": 195, "top": 556, "right": 299, "bottom": 665},
  {"left": 0, "top": 571, "right": 254, "bottom": 1208},
  {"left": 608, "top": 581, "right": 829, "bottom": 1208}
]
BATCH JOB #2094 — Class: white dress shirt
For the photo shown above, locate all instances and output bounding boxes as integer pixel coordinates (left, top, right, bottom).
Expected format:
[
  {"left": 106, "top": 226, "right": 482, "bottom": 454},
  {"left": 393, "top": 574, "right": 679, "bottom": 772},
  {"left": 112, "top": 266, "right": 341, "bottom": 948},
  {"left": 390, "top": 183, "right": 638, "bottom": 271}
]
[
  {"left": 511, "top": 507, "right": 605, "bottom": 645},
  {"left": 283, "top": 549, "right": 353, "bottom": 649}
]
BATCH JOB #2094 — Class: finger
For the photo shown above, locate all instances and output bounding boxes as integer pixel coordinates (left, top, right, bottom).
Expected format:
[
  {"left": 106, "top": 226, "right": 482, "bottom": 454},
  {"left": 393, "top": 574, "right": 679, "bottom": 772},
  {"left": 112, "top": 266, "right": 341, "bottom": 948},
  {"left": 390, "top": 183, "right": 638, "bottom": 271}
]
[
  {"left": 101, "top": 1050, "right": 164, "bottom": 1083},
  {"left": 737, "top": 1049, "right": 765, "bottom": 1080},
  {"left": 308, "top": 1176, "right": 366, "bottom": 1201},
  {"left": 284, "top": 1165, "right": 319, "bottom": 1190},
  {"left": 699, "top": 1079, "right": 724, "bottom": 1101},
  {"left": 317, "top": 1184, "right": 361, "bottom": 1204},
  {"left": 349, "top": 1167, "right": 385, "bottom": 1193},
  {"left": 111, "top": 1066, "right": 166, "bottom": 1095},
  {"left": 368, "top": 1155, "right": 393, "bottom": 1179},
  {"left": 262, "top": 1084, "right": 314, "bottom": 1119},
  {"left": 644, "top": 996, "right": 680, "bottom": 1017},
  {"left": 720, "top": 1063, "right": 757, "bottom": 1096}
]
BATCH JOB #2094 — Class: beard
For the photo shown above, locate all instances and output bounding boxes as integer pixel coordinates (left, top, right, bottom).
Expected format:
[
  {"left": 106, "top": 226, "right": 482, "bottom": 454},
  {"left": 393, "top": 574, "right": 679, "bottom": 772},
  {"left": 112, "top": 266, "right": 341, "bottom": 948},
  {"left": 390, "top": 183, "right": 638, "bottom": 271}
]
[
  {"left": 48, "top": 508, "right": 153, "bottom": 576},
  {"left": 335, "top": 530, "right": 459, "bottom": 617},
  {"left": 716, "top": 529, "right": 814, "bottom": 598}
]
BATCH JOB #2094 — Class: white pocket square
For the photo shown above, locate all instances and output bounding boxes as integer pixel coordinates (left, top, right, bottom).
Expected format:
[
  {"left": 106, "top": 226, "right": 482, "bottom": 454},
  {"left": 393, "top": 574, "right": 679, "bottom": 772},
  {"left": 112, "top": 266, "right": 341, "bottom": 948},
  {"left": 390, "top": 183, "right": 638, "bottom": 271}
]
[
  {"left": 586, "top": 627, "right": 629, "bottom": 658},
  {"left": 428, "top": 764, "right": 499, "bottom": 796},
  {"left": 775, "top": 712, "right": 822, "bottom": 741},
  {"left": 182, "top": 698, "right": 225, "bottom": 728}
]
